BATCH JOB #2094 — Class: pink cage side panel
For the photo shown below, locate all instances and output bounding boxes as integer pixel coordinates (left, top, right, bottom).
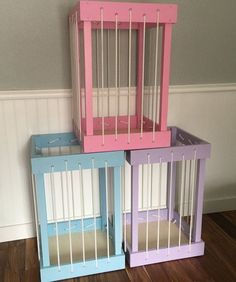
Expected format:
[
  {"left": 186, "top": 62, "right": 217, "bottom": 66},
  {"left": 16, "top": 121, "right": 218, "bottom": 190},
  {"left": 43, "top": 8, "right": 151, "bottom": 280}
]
[{"left": 69, "top": 1, "right": 177, "bottom": 152}]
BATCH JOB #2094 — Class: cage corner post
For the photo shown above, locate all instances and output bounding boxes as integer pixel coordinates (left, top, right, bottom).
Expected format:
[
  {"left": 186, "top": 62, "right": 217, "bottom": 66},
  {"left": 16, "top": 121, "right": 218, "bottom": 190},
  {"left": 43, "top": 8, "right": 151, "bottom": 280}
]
[
  {"left": 159, "top": 23, "right": 173, "bottom": 132},
  {"left": 83, "top": 20, "right": 94, "bottom": 136},
  {"left": 136, "top": 23, "right": 144, "bottom": 129},
  {"left": 131, "top": 164, "right": 139, "bottom": 253},
  {"left": 34, "top": 173, "right": 50, "bottom": 268}
]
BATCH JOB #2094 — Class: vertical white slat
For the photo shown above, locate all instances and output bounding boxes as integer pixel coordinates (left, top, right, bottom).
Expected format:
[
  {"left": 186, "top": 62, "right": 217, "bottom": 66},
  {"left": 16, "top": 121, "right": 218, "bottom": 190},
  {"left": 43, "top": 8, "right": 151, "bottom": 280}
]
[
  {"left": 1, "top": 100, "right": 22, "bottom": 224},
  {"left": 79, "top": 164, "right": 86, "bottom": 265},
  {"left": 167, "top": 152, "right": 174, "bottom": 253},
  {"left": 37, "top": 99, "right": 49, "bottom": 134},
  {"left": 105, "top": 161, "right": 110, "bottom": 261},
  {"left": 91, "top": 159, "right": 98, "bottom": 267},
  {"left": 65, "top": 161, "right": 74, "bottom": 271},
  {"left": 48, "top": 99, "right": 60, "bottom": 132},
  {"left": 107, "top": 29, "right": 110, "bottom": 117},
  {"left": 145, "top": 154, "right": 151, "bottom": 258},
  {"left": 50, "top": 167, "right": 61, "bottom": 271},
  {"left": 123, "top": 163, "right": 127, "bottom": 252},
  {"left": 140, "top": 15, "right": 146, "bottom": 138},
  {"left": 187, "top": 160, "right": 192, "bottom": 224},
  {"left": 96, "top": 29, "right": 100, "bottom": 118},
  {"left": 178, "top": 156, "right": 185, "bottom": 248},
  {"left": 115, "top": 14, "right": 118, "bottom": 139},
  {"left": 157, "top": 158, "right": 162, "bottom": 252},
  {"left": 152, "top": 11, "right": 160, "bottom": 141},
  {"left": 189, "top": 150, "right": 197, "bottom": 249},
  {"left": 128, "top": 9, "right": 132, "bottom": 143},
  {"left": 100, "top": 8, "right": 105, "bottom": 145}
]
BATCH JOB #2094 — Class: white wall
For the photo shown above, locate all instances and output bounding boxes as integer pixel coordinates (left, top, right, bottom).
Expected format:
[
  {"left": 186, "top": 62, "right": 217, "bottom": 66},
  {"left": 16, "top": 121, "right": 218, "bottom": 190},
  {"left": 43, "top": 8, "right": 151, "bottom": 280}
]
[{"left": 0, "top": 83, "right": 236, "bottom": 242}]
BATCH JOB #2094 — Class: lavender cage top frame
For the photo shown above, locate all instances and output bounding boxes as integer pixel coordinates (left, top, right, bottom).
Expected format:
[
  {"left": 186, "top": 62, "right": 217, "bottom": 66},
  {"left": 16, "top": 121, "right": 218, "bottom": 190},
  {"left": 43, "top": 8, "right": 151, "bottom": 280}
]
[{"left": 126, "top": 127, "right": 211, "bottom": 165}]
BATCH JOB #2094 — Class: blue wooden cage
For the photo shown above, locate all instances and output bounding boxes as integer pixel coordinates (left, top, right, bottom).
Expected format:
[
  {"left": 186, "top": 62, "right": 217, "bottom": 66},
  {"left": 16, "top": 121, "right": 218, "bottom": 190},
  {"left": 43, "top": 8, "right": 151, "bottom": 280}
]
[{"left": 30, "top": 133, "right": 125, "bottom": 282}]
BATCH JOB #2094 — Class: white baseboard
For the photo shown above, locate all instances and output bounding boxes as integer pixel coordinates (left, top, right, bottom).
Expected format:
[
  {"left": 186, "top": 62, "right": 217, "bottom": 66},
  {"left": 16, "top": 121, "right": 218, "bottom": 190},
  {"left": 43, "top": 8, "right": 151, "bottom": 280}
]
[
  {"left": 203, "top": 196, "right": 236, "bottom": 214},
  {"left": 0, "top": 222, "right": 35, "bottom": 243}
]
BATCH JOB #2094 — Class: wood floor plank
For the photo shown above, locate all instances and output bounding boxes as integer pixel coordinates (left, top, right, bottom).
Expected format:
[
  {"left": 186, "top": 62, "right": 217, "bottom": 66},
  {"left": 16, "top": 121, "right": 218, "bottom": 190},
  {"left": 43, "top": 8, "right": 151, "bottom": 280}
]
[
  {"left": 79, "top": 269, "right": 130, "bottom": 282},
  {"left": 25, "top": 237, "right": 39, "bottom": 270},
  {"left": 209, "top": 212, "right": 236, "bottom": 240},
  {"left": 199, "top": 215, "right": 236, "bottom": 282},
  {"left": 6, "top": 239, "right": 25, "bottom": 278},
  {"left": 0, "top": 242, "right": 9, "bottom": 278},
  {"left": 23, "top": 268, "right": 40, "bottom": 282},
  {"left": 222, "top": 210, "right": 236, "bottom": 226},
  {"left": 4, "top": 269, "right": 21, "bottom": 282},
  {"left": 146, "top": 259, "right": 195, "bottom": 282},
  {"left": 125, "top": 265, "right": 151, "bottom": 281}
]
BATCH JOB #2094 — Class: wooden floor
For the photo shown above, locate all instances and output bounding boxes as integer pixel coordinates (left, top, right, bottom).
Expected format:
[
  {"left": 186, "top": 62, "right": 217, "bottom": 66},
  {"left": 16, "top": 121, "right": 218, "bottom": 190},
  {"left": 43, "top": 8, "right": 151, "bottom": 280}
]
[{"left": 0, "top": 211, "right": 235, "bottom": 282}]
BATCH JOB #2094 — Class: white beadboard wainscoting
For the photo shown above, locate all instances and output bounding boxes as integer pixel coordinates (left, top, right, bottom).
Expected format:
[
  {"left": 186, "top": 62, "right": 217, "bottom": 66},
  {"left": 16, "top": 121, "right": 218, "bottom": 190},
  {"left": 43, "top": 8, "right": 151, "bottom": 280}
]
[{"left": 0, "top": 83, "right": 236, "bottom": 242}]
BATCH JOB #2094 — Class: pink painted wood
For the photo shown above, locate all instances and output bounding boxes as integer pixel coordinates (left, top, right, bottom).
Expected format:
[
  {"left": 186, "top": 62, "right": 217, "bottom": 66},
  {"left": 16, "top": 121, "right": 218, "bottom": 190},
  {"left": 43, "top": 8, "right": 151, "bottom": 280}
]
[
  {"left": 70, "top": 1, "right": 177, "bottom": 24},
  {"left": 159, "top": 23, "right": 172, "bottom": 131},
  {"left": 69, "top": 1, "right": 177, "bottom": 152},
  {"left": 83, "top": 21, "right": 93, "bottom": 135},
  {"left": 83, "top": 130, "right": 171, "bottom": 153},
  {"left": 136, "top": 25, "right": 144, "bottom": 129}
]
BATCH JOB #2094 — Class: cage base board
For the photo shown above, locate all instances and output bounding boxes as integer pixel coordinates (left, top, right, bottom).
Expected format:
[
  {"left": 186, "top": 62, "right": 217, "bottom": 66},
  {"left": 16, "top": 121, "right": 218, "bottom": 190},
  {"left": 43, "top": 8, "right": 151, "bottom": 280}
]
[
  {"left": 82, "top": 130, "right": 171, "bottom": 153},
  {"left": 126, "top": 220, "right": 189, "bottom": 252},
  {"left": 48, "top": 230, "right": 115, "bottom": 265},
  {"left": 40, "top": 254, "right": 125, "bottom": 282},
  {"left": 126, "top": 241, "right": 204, "bottom": 267}
]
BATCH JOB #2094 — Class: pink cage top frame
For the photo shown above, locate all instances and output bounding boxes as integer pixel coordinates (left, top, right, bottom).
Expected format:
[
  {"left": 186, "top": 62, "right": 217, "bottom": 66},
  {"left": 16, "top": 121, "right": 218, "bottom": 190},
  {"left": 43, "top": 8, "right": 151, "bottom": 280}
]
[{"left": 69, "top": 1, "right": 177, "bottom": 152}]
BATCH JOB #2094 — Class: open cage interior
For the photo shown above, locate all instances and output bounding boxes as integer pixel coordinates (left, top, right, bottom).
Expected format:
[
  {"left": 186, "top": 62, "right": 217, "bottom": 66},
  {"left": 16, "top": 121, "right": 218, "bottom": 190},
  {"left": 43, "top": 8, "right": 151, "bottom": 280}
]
[
  {"left": 124, "top": 127, "right": 210, "bottom": 265},
  {"left": 69, "top": 1, "right": 177, "bottom": 151},
  {"left": 123, "top": 159, "right": 196, "bottom": 252},
  {"left": 31, "top": 133, "right": 122, "bottom": 270}
]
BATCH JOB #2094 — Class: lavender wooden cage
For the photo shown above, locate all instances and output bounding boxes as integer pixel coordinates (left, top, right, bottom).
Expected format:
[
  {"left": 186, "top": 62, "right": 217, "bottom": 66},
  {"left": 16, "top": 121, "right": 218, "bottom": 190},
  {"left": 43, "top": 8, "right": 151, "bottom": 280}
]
[
  {"left": 30, "top": 133, "right": 125, "bottom": 281},
  {"left": 124, "top": 127, "right": 211, "bottom": 267},
  {"left": 69, "top": 1, "right": 177, "bottom": 152}
]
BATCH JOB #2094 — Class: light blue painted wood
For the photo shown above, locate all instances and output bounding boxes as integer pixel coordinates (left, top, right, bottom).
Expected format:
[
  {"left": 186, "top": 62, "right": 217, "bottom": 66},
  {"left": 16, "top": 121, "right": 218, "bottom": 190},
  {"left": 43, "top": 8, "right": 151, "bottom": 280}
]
[
  {"left": 40, "top": 254, "right": 125, "bottom": 282},
  {"left": 35, "top": 174, "right": 50, "bottom": 267},
  {"left": 47, "top": 217, "right": 102, "bottom": 236},
  {"left": 31, "top": 133, "right": 124, "bottom": 173},
  {"left": 32, "top": 132, "right": 78, "bottom": 152},
  {"left": 31, "top": 151, "right": 124, "bottom": 174},
  {"left": 30, "top": 132, "right": 125, "bottom": 280},
  {"left": 99, "top": 168, "right": 106, "bottom": 231},
  {"left": 113, "top": 166, "right": 122, "bottom": 255}
]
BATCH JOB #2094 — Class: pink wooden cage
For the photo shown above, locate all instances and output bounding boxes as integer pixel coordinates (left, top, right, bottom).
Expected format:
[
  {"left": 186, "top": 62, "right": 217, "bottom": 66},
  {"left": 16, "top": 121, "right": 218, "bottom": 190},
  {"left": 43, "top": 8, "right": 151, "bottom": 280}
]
[{"left": 69, "top": 1, "right": 177, "bottom": 152}]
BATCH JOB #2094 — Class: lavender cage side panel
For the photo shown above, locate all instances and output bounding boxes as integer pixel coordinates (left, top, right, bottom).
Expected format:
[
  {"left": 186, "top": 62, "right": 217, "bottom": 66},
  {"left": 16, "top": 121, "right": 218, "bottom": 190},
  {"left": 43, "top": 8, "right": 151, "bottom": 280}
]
[{"left": 125, "top": 127, "right": 211, "bottom": 267}]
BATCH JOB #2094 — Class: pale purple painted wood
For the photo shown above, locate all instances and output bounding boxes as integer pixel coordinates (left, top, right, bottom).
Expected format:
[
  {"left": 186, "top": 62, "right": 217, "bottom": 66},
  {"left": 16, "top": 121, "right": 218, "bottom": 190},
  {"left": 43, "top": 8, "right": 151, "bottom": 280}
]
[
  {"left": 167, "top": 127, "right": 177, "bottom": 220},
  {"left": 131, "top": 165, "right": 139, "bottom": 252},
  {"left": 128, "top": 241, "right": 205, "bottom": 267},
  {"left": 128, "top": 127, "right": 211, "bottom": 166},
  {"left": 173, "top": 210, "right": 190, "bottom": 238},
  {"left": 193, "top": 159, "right": 206, "bottom": 242},
  {"left": 126, "top": 127, "right": 211, "bottom": 267},
  {"left": 125, "top": 209, "right": 168, "bottom": 225}
]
